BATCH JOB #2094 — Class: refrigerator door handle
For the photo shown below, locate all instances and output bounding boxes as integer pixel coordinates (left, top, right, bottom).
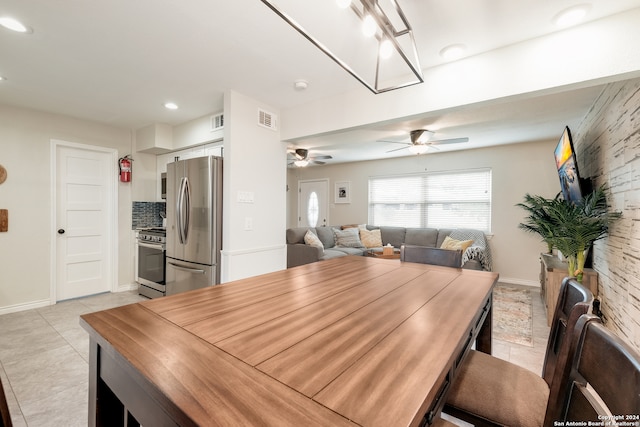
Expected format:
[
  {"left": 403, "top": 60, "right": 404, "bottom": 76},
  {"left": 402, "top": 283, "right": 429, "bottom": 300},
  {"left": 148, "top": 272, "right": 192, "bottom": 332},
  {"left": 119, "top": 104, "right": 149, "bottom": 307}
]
[
  {"left": 176, "top": 177, "right": 184, "bottom": 244},
  {"left": 183, "top": 177, "right": 190, "bottom": 243},
  {"left": 177, "top": 177, "right": 190, "bottom": 244},
  {"left": 168, "top": 262, "right": 206, "bottom": 275}
]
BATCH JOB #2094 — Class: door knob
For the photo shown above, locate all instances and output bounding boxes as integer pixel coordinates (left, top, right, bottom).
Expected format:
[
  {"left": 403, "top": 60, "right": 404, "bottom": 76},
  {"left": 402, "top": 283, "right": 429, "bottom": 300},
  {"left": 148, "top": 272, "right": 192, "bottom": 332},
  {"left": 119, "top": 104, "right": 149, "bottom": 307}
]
[{"left": 58, "top": 229, "right": 65, "bottom": 234}]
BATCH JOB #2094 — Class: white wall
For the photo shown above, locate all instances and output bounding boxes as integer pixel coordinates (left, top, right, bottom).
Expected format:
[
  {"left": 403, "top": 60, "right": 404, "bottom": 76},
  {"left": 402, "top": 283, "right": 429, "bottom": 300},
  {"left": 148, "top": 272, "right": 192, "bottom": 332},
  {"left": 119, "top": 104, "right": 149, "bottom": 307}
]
[
  {"left": 287, "top": 140, "right": 560, "bottom": 285},
  {"left": 0, "top": 105, "right": 134, "bottom": 312},
  {"left": 221, "top": 90, "right": 288, "bottom": 282}
]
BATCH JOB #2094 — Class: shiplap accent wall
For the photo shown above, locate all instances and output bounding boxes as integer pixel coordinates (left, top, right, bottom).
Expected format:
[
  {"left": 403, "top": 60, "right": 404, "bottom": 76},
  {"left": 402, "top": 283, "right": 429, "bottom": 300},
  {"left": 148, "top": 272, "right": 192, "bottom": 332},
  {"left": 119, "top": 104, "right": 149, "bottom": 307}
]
[{"left": 574, "top": 77, "right": 640, "bottom": 353}]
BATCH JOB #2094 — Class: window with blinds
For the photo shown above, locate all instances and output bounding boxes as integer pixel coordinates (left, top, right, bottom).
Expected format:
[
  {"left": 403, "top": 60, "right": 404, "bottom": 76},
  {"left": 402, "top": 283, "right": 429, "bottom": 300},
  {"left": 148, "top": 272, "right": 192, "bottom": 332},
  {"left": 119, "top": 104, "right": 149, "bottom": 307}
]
[{"left": 368, "top": 169, "right": 492, "bottom": 232}]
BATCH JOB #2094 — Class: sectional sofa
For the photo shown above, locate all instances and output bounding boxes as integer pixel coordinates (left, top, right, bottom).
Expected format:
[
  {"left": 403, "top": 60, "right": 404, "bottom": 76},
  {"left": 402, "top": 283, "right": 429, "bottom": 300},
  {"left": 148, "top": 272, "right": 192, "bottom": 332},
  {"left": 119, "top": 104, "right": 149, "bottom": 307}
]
[{"left": 286, "top": 225, "right": 492, "bottom": 271}]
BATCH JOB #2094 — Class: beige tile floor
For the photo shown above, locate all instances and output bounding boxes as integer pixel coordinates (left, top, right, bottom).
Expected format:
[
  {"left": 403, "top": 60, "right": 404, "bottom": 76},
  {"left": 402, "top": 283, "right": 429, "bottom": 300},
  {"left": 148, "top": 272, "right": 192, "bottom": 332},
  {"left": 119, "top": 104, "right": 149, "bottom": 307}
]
[
  {"left": 0, "top": 285, "right": 548, "bottom": 427},
  {"left": 0, "top": 291, "right": 146, "bottom": 427}
]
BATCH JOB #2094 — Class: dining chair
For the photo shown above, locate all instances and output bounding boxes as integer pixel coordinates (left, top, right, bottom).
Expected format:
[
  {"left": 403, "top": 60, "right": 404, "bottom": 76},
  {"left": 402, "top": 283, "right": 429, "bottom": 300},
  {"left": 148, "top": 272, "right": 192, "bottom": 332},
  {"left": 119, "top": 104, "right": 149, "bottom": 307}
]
[
  {"left": 444, "top": 277, "right": 593, "bottom": 427},
  {"left": 400, "top": 244, "right": 463, "bottom": 268},
  {"left": 430, "top": 416, "right": 457, "bottom": 427},
  {"left": 0, "top": 377, "right": 12, "bottom": 427},
  {"left": 545, "top": 313, "right": 640, "bottom": 424}
]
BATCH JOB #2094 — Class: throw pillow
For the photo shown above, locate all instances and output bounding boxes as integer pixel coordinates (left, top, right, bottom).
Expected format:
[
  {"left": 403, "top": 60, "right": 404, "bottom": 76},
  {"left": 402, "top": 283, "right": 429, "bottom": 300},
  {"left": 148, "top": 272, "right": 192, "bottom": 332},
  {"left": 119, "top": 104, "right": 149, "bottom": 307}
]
[
  {"left": 304, "top": 230, "right": 324, "bottom": 252},
  {"left": 440, "top": 236, "right": 474, "bottom": 252},
  {"left": 333, "top": 227, "right": 364, "bottom": 248},
  {"left": 360, "top": 228, "right": 383, "bottom": 248}
]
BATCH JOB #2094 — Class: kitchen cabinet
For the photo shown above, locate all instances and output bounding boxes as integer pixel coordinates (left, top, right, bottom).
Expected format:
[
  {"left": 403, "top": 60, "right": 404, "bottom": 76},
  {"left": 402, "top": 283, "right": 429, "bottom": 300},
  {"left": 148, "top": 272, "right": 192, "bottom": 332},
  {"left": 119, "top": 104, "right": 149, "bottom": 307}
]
[
  {"left": 539, "top": 253, "right": 598, "bottom": 326},
  {"left": 155, "top": 142, "right": 223, "bottom": 200},
  {"left": 136, "top": 123, "right": 172, "bottom": 154}
]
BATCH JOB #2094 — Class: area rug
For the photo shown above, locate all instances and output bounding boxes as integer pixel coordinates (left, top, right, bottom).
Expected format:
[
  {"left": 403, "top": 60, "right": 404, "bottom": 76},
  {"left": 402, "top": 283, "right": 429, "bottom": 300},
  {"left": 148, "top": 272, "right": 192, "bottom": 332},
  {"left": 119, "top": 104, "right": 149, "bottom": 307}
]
[{"left": 493, "top": 284, "right": 534, "bottom": 347}]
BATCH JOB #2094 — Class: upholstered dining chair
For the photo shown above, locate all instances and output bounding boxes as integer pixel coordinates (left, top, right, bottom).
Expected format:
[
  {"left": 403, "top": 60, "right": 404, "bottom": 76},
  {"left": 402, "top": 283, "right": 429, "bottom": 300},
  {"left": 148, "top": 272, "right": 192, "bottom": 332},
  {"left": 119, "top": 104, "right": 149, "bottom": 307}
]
[
  {"left": 546, "top": 314, "right": 640, "bottom": 423},
  {"left": 431, "top": 416, "right": 457, "bottom": 427},
  {"left": 400, "top": 244, "right": 463, "bottom": 268},
  {"left": 0, "top": 377, "right": 12, "bottom": 427},
  {"left": 444, "top": 277, "right": 593, "bottom": 427}
]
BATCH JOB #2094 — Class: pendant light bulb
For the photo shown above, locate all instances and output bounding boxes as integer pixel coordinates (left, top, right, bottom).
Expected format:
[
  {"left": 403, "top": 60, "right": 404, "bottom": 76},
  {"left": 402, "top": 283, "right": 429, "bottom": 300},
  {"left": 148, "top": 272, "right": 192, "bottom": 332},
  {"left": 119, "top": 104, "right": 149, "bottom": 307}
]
[
  {"left": 379, "top": 39, "right": 393, "bottom": 59},
  {"left": 362, "top": 15, "right": 377, "bottom": 37}
]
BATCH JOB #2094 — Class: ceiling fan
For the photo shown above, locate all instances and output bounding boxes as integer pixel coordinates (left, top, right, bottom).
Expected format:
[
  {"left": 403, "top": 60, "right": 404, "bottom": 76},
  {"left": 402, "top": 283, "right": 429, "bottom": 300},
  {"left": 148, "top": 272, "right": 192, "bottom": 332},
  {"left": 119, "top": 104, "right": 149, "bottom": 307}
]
[
  {"left": 379, "top": 129, "right": 469, "bottom": 154},
  {"left": 287, "top": 148, "right": 332, "bottom": 167}
]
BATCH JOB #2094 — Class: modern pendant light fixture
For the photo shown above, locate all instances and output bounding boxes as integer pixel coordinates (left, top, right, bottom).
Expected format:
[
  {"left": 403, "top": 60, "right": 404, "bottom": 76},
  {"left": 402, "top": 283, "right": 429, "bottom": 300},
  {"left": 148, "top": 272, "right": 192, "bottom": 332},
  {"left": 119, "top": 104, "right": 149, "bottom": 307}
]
[{"left": 259, "top": 0, "right": 423, "bottom": 94}]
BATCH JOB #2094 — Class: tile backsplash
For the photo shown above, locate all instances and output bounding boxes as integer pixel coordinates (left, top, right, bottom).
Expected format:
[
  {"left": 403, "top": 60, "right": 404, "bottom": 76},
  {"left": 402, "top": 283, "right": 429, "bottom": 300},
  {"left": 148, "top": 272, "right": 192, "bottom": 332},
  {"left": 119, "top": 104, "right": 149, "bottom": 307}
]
[{"left": 132, "top": 201, "right": 166, "bottom": 229}]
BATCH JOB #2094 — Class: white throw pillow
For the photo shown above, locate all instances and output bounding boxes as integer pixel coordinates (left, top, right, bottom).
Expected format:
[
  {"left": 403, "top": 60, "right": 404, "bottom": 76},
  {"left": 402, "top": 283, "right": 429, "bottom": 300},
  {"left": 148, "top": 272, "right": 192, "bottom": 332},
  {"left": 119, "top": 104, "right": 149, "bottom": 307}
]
[{"left": 304, "top": 230, "right": 324, "bottom": 252}]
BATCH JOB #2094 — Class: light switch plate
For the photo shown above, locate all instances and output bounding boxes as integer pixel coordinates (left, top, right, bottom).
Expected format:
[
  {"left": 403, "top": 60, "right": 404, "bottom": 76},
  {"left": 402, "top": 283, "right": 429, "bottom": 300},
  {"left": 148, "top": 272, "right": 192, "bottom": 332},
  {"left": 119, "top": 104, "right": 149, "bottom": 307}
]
[{"left": 237, "top": 191, "right": 254, "bottom": 203}]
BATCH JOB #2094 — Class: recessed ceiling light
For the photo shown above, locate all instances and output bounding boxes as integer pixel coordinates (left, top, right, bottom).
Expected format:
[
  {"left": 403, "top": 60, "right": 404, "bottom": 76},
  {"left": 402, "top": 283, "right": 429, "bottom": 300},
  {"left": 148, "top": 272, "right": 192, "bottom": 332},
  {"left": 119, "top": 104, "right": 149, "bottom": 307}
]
[
  {"left": 0, "top": 16, "right": 33, "bottom": 33},
  {"left": 553, "top": 4, "right": 591, "bottom": 28},
  {"left": 440, "top": 44, "right": 467, "bottom": 61},
  {"left": 0, "top": 76, "right": 6, "bottom": 81},
  {"left": 294, "top": 79, "right": 309, "bottom": 91},
  {"left": 164, "top": 102, "right": 178, "bottom": 110}
]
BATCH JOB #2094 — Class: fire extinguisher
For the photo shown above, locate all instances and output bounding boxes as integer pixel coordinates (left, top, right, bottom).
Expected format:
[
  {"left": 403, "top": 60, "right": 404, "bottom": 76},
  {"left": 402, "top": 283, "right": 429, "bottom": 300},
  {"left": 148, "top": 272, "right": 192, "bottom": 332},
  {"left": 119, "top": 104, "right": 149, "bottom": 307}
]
[{"left": 118, "top": 155, "right": 132, "bottom": 182}]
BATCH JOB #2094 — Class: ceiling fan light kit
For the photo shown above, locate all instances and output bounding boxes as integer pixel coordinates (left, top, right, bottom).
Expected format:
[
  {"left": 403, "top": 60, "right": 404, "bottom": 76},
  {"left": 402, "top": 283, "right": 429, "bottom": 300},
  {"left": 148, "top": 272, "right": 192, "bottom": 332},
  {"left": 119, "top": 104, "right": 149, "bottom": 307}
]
[
  {"left": 259, "top": 0, "right": 423, "bottom": 94},
  {"left": 408, "top": 144, "right": 429, "bottom": 155}
]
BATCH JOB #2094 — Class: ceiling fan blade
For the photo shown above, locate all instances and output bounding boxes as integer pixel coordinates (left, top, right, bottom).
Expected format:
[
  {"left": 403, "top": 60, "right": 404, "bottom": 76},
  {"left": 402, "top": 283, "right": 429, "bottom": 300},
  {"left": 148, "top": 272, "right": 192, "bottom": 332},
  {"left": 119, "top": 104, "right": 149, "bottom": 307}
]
[
  {"left": 311, "top": 160, "right": 326, "bottom": 165},
  {"left": 430, "top": 137, "right": 469, "bottom": 145},
  {"left": 310, "top": 155, "right": 332, "bottom": 160},
  {"left": 386, "top": 146, "right": 409, "bottom": 153},
  {"left": 378, "top": 139, "right": 411, "bottom": 145}
]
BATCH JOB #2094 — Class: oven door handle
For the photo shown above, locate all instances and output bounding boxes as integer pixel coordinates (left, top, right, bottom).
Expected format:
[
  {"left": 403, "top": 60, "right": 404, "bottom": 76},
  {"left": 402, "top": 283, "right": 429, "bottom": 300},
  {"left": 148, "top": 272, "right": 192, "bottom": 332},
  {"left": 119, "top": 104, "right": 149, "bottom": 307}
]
[
  {"left": 138, "top": 241, "right": 165, "bottom": 250},
  {"left": 167, "top": 262, "right": 206, "bottom": 275}
]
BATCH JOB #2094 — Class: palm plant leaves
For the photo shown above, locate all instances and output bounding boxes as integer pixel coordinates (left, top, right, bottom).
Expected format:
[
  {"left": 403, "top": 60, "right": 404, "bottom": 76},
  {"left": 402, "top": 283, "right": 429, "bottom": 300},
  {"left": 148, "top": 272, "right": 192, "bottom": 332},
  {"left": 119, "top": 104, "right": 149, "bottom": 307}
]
[
  {"left": 517, "top": 185, "right": 621, "bottom": 260},
  {"left": 516, "top": 194, "right": 558, "bottom": 252}
]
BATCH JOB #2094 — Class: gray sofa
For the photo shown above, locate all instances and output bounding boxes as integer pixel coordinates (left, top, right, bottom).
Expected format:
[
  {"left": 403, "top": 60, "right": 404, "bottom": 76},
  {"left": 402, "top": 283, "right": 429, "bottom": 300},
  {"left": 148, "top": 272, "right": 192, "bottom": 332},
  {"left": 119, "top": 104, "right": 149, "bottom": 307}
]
[{"left": 286, "top": 225, "right": 491, "bottom": 271}]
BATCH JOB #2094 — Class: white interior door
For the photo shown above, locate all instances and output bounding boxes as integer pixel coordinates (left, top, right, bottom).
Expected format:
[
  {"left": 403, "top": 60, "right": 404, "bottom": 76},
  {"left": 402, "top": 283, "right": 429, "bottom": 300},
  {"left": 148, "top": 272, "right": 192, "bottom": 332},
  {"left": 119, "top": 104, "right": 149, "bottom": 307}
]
[
  {"left": 298, "top": 179, "right": 329, "bottom": 228},
  {"left": 55, "top": 143, "right": 114, "bottom": 301}
]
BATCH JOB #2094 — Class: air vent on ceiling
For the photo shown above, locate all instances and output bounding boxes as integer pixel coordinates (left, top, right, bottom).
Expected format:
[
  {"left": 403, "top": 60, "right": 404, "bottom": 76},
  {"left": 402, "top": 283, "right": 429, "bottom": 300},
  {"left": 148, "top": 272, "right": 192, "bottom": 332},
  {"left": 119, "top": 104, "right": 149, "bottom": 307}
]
[
  {"left": 258, "top": 109, "right": 278, "bottom": 131},
  {"left": 210, "top": 113, "right": 224, "bottom": 131}
]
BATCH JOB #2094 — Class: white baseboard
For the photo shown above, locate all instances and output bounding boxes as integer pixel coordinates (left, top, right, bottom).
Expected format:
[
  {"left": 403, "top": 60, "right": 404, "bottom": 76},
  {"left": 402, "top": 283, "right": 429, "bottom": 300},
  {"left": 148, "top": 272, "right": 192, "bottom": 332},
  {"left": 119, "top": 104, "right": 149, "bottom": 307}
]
[
  {"left": 497, "top": 276, "right": 540, "bottom": 287},
  {"left": 0, "top": 299, "right": 52, "bottom": 315},
  {"left": 221, "top": 244, "right": 286, "bottom": 282},
  {"left": 0, "top": 284, "right": 139, "bottom": 315},
  {"left": 116, "top": 283, "right": 139, "bottom": 292}
]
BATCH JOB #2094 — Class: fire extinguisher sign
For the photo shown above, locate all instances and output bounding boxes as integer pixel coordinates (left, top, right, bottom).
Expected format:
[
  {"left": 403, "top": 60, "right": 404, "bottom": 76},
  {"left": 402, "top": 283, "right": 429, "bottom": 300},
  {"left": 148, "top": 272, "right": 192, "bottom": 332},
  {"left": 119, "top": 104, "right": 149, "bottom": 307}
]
[{"left": 119, "top": 155, "right": 132, "bottom": 182}]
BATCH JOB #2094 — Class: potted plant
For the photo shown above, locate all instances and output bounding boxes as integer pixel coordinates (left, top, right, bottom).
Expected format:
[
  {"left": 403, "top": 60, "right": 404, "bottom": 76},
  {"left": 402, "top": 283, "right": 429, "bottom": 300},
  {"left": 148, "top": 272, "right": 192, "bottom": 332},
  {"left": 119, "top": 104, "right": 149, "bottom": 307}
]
[
  {"left": 517, "top": 185, "right": 621, "bottom": 283},
  {"left": 516, "top": 193, "right": 557, "bottom": 254}
]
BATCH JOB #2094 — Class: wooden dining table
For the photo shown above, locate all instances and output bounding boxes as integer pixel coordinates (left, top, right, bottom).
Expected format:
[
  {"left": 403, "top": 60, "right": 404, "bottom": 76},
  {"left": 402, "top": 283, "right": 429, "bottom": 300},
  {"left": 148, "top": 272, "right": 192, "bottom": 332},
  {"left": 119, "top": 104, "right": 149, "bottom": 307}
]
[{"left": 80, "top": 255, "right": 498, "bottom": 427}]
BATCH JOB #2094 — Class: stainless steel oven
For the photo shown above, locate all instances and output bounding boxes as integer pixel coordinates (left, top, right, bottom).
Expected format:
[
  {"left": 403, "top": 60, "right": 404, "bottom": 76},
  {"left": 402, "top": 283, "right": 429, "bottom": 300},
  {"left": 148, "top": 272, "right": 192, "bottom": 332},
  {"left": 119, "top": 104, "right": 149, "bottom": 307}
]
[{"left": 137, "top": 228, "right": 166, "bottom": 299}]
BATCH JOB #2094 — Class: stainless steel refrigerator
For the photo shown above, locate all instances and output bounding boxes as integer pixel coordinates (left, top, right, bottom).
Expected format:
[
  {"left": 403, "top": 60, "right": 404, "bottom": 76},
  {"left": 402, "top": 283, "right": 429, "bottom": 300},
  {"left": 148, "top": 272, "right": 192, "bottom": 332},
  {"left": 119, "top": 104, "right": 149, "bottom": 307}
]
[{"left": 165, "top": 156, "right": 223, "bottom": 295}]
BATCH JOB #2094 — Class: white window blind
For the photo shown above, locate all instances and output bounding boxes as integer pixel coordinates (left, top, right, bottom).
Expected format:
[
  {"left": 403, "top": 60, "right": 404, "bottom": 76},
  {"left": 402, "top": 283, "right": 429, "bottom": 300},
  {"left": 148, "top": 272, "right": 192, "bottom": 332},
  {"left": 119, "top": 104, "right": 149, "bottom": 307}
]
[{"left": 368, "top": 169, "right": 492, "bottom": 232}]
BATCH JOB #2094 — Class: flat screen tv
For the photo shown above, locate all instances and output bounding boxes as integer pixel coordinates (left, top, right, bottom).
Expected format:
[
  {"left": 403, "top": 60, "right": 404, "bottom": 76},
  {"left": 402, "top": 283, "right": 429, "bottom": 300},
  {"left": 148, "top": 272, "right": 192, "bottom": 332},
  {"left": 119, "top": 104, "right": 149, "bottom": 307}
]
[{"left": 554, "top": 126, "right": 584, "bottom": 203}]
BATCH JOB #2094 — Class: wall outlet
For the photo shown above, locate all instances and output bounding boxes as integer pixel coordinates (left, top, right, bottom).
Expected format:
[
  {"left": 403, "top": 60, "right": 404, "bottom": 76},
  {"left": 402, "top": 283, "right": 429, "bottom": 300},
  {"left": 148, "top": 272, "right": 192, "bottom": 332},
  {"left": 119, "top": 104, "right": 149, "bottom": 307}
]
[{"left": 244, "top": 217, "right": 253, "bottom": 231}]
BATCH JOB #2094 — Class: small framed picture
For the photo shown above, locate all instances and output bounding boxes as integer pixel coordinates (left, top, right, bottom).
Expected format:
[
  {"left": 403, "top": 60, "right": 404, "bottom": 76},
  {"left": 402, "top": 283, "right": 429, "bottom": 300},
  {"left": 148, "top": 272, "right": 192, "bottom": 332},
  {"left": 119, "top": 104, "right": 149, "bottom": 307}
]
[{"left": 335, "top": 181, "right": 351, "bottom": 204}]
